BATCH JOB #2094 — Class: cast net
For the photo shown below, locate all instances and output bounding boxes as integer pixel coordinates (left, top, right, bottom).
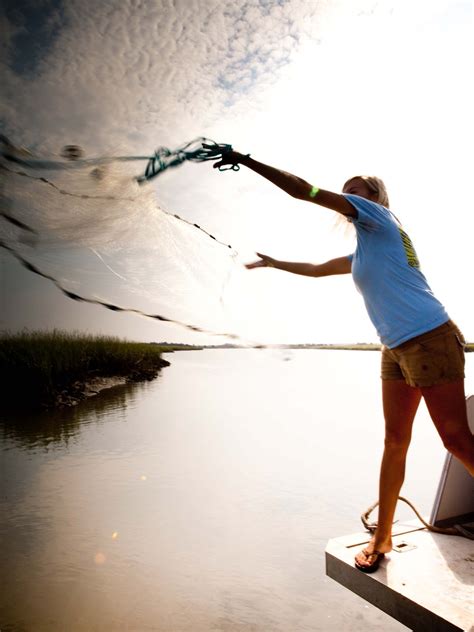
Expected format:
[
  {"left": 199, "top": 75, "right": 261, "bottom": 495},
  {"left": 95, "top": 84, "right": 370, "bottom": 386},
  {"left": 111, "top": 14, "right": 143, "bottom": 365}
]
[{"left": 0, "top": 136, "right": 246, "bottom": 340}]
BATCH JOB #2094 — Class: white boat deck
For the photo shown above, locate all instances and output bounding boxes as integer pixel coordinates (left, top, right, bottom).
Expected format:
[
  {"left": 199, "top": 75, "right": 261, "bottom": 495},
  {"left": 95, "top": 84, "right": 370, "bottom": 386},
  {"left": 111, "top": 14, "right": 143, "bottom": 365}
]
[{"left": 325, "top": 519, "right": 474, "bottom": 632}]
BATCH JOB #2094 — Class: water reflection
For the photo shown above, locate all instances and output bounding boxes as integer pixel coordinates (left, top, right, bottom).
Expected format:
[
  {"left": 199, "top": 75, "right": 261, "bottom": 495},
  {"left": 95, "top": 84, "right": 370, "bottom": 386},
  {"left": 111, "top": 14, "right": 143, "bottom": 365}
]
[
  {"left": 1, "top": 350, "right": 471, "bottom": 631},
  {"left": 0, "top": 379, "right": 154, "bottom": 451}
]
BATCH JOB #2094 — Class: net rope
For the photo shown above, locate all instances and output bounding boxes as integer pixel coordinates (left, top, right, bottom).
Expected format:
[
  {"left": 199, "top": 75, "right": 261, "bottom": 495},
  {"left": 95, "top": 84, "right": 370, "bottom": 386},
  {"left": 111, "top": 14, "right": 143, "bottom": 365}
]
[{"left": 0, "top": 135, "right": 248, "bottom": 340}]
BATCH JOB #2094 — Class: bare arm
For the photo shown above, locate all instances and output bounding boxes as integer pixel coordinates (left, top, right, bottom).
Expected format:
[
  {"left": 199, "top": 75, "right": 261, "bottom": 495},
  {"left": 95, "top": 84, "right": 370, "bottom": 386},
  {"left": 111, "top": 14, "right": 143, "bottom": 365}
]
[
  {"left": 214, "top": 152, "right": 356, "bottom": 218},
  {"left": 246, "top": 253, "right": 352, "bottom": 277}
]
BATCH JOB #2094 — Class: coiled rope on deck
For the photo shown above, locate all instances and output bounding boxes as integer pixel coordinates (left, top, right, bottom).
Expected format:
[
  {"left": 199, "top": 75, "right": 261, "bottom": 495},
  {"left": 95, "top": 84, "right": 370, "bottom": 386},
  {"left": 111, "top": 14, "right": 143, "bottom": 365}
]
[{"left": 361, "top": 496, "right": 474, "bottom": 540}]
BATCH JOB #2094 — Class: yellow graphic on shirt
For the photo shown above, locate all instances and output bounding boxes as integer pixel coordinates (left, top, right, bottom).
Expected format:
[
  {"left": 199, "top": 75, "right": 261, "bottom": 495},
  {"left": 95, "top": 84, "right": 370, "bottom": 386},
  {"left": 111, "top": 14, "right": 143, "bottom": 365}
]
[{"left": 398, "top": 227, "right": 420, "bottom": 268}]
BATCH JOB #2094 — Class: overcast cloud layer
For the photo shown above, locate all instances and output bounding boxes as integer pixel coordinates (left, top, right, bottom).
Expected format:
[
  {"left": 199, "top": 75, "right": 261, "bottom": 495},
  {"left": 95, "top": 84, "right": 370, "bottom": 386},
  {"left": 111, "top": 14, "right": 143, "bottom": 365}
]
[{"left": 1, "top": 0, "right": 345, "bottom": 153}]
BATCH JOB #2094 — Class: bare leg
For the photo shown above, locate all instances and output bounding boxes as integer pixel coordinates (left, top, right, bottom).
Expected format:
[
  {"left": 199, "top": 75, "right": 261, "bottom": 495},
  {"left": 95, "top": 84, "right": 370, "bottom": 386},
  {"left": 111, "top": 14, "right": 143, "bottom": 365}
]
[
  {"left": 421, "top": 379, "right": 474, "bottom": 476},
  {"left": 355, "top": 379, "right": 421, "bottom": 570}
]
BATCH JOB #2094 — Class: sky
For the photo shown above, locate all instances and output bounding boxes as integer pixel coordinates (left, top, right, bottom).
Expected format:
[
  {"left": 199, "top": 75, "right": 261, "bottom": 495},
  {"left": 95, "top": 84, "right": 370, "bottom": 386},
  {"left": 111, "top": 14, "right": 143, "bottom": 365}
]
[{"left": 1, "top": 0, "right": 472, "bottom": 345}]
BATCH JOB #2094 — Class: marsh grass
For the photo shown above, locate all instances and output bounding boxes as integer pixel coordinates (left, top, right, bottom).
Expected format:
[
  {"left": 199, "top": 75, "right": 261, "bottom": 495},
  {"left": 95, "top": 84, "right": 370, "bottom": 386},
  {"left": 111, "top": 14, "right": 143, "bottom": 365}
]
[{"left": 0, "top": 330, "right": 170, "bottom": 409}]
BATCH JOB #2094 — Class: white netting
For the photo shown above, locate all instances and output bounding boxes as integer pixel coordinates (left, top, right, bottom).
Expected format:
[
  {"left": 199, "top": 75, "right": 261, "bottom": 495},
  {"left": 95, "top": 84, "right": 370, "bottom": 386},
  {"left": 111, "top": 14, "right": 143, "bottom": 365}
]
[{"left": 0, "top": 137, "right": 243, "bottom": 338}]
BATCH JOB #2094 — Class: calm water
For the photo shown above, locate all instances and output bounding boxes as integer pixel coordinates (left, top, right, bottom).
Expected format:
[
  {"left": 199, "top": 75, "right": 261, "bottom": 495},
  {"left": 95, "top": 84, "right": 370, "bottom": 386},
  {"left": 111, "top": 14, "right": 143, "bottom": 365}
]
[{"left": 1, "top": 349, "right": 473, "bottom": 631}]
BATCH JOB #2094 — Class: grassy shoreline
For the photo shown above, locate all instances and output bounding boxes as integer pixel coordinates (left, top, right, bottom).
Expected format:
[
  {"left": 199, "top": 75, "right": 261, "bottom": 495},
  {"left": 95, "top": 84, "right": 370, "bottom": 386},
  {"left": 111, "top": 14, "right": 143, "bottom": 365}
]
[
  {"left": 2, "top": 331, "right": 471, "bottom": 411},
  {"left": 0, "top": 331, "right": 171, "bottom": 410}
]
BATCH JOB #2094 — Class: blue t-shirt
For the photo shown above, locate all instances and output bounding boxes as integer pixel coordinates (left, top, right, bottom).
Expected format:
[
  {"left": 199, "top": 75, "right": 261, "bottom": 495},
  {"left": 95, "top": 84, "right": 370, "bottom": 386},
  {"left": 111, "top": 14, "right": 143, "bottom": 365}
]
[{"left": 345, "top": 194, "right": 449, "bottom": 348}]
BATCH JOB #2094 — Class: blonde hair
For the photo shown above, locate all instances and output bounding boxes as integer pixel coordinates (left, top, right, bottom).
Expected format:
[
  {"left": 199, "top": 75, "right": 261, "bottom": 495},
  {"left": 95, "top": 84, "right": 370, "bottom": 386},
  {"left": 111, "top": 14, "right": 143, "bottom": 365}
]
[{"left": 344, "top": 175, "right": 390, "bottom": 208}]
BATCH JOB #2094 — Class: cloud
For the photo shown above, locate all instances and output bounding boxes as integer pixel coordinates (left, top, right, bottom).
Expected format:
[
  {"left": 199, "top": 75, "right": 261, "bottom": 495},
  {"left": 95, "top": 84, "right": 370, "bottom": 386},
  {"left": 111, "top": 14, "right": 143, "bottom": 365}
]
[
  {"left": 3, "top": 0, "right": 469, "bottom": 155},
  {"left": 0, "top": 0, "right": 347, "bottom": 154}
]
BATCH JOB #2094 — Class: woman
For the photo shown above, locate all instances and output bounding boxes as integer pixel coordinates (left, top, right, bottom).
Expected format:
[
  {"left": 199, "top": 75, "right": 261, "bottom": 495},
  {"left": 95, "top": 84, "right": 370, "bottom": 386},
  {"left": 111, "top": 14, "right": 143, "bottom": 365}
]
[{"left": 213, "top": 150, "right": 474, "bottom": 573}]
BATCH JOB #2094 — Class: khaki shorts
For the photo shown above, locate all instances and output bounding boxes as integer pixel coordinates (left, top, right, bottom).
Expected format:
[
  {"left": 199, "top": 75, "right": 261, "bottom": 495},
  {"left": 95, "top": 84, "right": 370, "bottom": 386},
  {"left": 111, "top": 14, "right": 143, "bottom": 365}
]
[{"left": 381, "top": 320, "right": 465, "bottom": 387}]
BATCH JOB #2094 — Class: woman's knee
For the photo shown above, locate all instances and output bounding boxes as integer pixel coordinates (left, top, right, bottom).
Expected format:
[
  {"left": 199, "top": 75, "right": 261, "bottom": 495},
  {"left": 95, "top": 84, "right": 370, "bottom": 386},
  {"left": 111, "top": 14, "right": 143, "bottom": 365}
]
[
  {"left": 383, "top": 432, "right": 412, "bottom": 453},
  {"left": 439, "top": 425, "right": 474, "bottom": 455}
]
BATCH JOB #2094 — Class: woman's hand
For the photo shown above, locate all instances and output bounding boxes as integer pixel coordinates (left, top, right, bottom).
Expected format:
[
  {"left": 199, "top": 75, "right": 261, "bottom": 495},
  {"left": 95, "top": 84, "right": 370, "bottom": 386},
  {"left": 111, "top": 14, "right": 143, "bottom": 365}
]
[
  {"left": 245, "top": 252, "right": 277, "bottom": 270},
  {"left": 213, "top": 150, "right": 248, "bottom": 170}
]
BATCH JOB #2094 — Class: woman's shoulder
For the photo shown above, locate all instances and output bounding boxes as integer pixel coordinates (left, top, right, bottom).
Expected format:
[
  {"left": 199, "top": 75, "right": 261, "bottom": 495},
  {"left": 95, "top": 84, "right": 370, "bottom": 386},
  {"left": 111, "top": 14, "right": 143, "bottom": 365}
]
[{"left": 344, "top": 194, "right": 393, "bottom": 231}]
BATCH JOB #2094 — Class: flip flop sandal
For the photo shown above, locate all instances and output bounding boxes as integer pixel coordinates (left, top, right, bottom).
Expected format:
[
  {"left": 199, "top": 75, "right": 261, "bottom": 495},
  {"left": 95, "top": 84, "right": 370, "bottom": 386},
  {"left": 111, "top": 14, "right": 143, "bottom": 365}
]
[{"left": 354, "top": 549, "right": 385, "bottom": 573}]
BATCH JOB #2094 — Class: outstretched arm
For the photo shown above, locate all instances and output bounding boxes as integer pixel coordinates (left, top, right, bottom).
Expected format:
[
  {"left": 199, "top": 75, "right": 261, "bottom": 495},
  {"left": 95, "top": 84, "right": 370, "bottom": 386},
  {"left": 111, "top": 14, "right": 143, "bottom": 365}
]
[
  {"left": 214, "top": 151, "right": 356, "bottom": 218},
  {"left": 246, "top": 253, "right": 351, "bottom": 277}
]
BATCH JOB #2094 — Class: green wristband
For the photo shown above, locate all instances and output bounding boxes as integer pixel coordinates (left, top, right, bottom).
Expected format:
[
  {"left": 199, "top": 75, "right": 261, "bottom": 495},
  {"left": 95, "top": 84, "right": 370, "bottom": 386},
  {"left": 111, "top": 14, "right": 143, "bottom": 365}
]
[{"left": 309, "top": 185, "right": 320, "bottom": 198}]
